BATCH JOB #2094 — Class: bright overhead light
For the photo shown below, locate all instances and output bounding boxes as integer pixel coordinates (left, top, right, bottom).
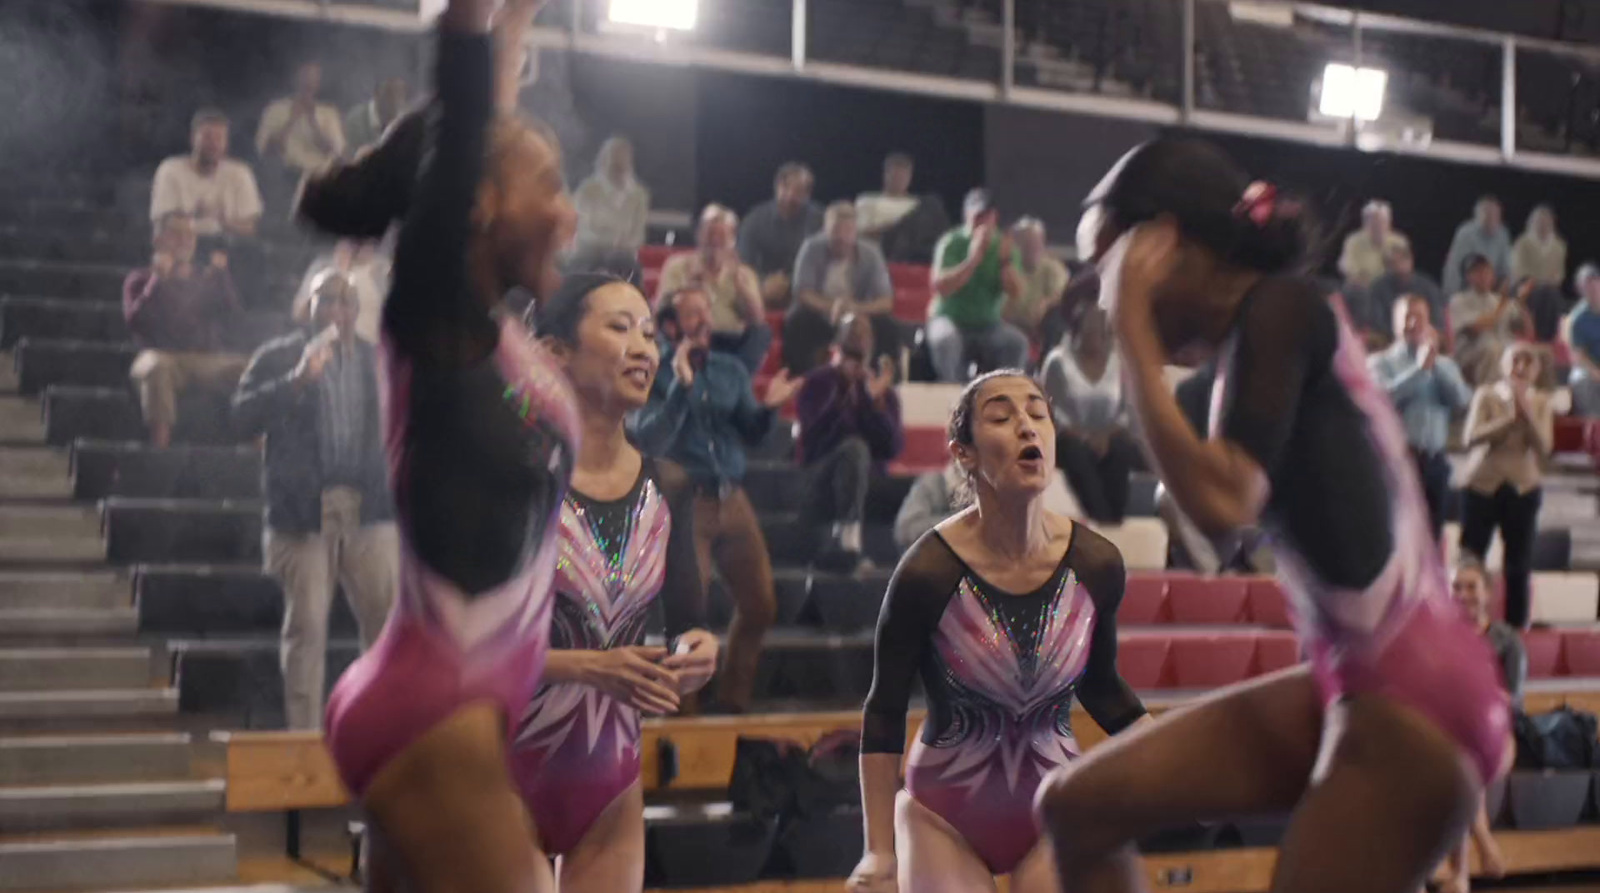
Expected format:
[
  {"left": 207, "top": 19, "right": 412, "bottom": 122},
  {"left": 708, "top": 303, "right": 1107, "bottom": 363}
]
[
  {"left": 1319, "top": 63, "right": 1388, "bottom": 122},
  {"left": 609, "top": 0, "right": 698, "bottom": 30}
]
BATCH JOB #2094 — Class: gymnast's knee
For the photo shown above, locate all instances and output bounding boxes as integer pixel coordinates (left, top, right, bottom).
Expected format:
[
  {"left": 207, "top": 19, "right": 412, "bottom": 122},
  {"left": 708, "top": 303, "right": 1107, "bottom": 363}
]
[{"left": 1034, "top": 764, "right": 1122, "bottom": 861}]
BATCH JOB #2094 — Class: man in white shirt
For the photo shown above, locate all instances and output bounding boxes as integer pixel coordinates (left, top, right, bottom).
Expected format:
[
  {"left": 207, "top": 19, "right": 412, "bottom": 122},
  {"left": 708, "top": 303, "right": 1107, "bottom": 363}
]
[
  {"left": 150, "top": 109, "right": 263, "bottom": 239},
  {"left": 855, "top": 153, "right": 918, "bottom": 242},
  {"left": 255, "top": 61, "right": 346, "bottom": 192}
]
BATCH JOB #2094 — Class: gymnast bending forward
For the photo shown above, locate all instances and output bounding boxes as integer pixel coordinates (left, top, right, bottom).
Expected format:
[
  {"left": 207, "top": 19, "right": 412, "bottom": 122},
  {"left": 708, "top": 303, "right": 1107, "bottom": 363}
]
[
  {"left": 848, "top": 371, "right": 1149, "bottom": 893},
  {"left": 1037, "top": 137, "right": 1514, "bottom": 893},
  {"left": 509, "top": 273, "right": 720, "bottom": 892},
  {"left": 295, "top": 1, "right": 582, "bottom": 891}
]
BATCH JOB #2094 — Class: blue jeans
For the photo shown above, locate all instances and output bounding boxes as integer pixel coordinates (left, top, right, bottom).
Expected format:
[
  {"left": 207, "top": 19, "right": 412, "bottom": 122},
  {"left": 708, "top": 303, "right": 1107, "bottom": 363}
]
[{"left": 926, "top": 315, "right": 1029, "bottom": 382}]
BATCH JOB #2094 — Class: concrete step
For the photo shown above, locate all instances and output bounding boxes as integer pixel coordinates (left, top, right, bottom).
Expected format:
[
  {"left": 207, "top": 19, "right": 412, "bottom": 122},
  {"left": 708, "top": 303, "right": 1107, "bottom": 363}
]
[
  {"left": 0, "top": 472, "right": 72, "bottom": 500},
  {"left": 0, "top": 607, "right": 135, "bottom": 638},
  {"left": 0, "top": 733, "right": 192, "bottom": 785},
  {"left": 0, "top": 446, "right": 72, "bottom": 499},
  {"left": 0, "top": 688, "right": 177, "bottom": 731},
  {"left": 0, "top": 778, "right": 225, "bottom": 832},
  {"left": 0, "top": 397, "right": 43, "bottom": 443},
  {"left": 0, "top": 535, "right": 104, "bottom": 564},
  {"left": 0, "top": 829, "right": 236, "bottom": 891},
  {"left": 0, "top": 571, "right": 128, "bottom": 610},
  {"left": 0, "top": 504, "right": 99, "bottom": 540},
  {"left": 0, "top": 647, "right": 152, "bottom": 691}
]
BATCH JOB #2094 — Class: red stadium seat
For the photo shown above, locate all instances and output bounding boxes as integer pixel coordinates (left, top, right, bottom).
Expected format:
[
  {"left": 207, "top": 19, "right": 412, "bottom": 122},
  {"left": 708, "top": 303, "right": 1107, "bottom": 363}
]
[
  {"left": 1167, "top": 575, "right": 1249, "bottom": 625},
  {"left": 637, "top": 244, "right": 676, "bottom": 271},
  {"left": 765, "top": 309, "right": 787, "bottom": 332},
  {"left": 1119, "top": 575, "right": 1170, "bottom": 625},
  {"left": 1116, "top": 634, "right": 1171, "bottom": 689},
  {"left": 893, "top": 286, "right": 933, "bottom": 322},
  {"left": 899, "top": 426, "right": 948, "bottom": 471},
  {"left": 1246, "top": 578, "right": 1292, "bottom": 629},
  {"left": 1523, "top": 629, "right": 1563, "bottom": 679},
  {"left": 1254, "top": 632, "right": 1301, "bottom": 674},
  {"left": 1168, "top": 632, "right": 1257, "bottom": 688},
  {"left": 1554, "top": 416, "right": 1586, "bottom": 454},
  {"left": 1561, "top": 628, "right": 1600, "bottom": 677},
  {"left": 642, "top": 268, "right": 662, "bottom": 302},
  {"left": 888, "top": 263, "right": 929, "bottom": 290}
]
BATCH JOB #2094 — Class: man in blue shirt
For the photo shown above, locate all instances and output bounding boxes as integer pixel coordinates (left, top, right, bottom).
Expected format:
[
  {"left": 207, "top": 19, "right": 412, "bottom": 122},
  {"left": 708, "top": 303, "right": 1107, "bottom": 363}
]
[
  {"left": 633, "top": 288, "right": 801, "bottom": 712},
  {"left": 1563, "top": 263, "right": 1600, "bottom": 417},
  {"left": 1442, "top": 195, "right": 1513, "bottom": 296},
  {"left": 1368, "top": 294, "right": 1473, "bottom": 539}
]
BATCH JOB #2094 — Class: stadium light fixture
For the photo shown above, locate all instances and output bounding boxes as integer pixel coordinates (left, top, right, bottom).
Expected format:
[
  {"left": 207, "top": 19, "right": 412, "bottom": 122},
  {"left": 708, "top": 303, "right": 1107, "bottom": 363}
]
[
  {"left": 609, "top": 0, "right": 698, "bottom": 30},
  {"left": 1319, "top": 63, "right": 1388, "bottom": 122}
]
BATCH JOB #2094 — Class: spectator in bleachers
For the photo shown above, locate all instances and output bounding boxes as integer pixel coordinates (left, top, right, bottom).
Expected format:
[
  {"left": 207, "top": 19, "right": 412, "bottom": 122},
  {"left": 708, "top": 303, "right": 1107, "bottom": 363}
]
[
  {"left": 293, "top": 239, "right": 391, "bottom": 345},
  {"left": 1451, "top": 253, "right": 1529, "bottom": 386},
  {"left": 1460, "top": 343, "right": 1553, "bottom": 631},
  {"left": 783, "top": 201, "right": 897, "bottom": 374},
  {"left": 1365, "top": 241, "right": 1446, "bottom": 339},
  {"left": 856, "top": 152, "right": 918, "bottom": 242},
  {"left": 1443, "top": 196, "right": 1512, "bottom": 296},
  {"left": 1041, "top": 308, "right": 1135, "bottom": 524},
  {"left": 739, "top": 162, "right": 823, "bottom": 308},
  {"left": 150, "top": 109, "right": 263, "bottom": 239},
  {"left": 1005, "top": 217, "right": 1068, "bottom": 348},
  {"left": 928, "top": 189, "right": 1027, "bottom": 382},
  {"left": 1442, "top": 558, "right": 1515, "bottom": 893},
  {"left": 893, "top": 460, "right": 964, "bottom": 550},
  {"left": 1337, "top": 199, "right": 1408, "bottom": 289},
  {"left": 1368, "top": 295, "right": 1472, "bottom": 540},
  {"left": 125, "top": 213, "right": 247, "bottom": 449},
  {"left": 795, "top": 314, "right": 904, "bottom": 571},
  {"left": 570, "top": 136, "right": 650, "bottom": 275},
  {"left": 1562, "top": 264, "right": 1600, "bottom": 417},
  {"left": 1511, "top": 204, "right": 1566, "bottom": 289},
  {"left": 255, "top": 61, "right": 346, "bottom": 199},
  {"left": 342, "top": 76, "right": 410, "bottom": 153},
  {"left": 657, "top": 205, "right": 768, "bottom": 371},
  {"left": 232, "top": 269, "right": 396, "bottom": 730},
  {"left": 632, "top": 288, "right": 802, "bottom": 713}
]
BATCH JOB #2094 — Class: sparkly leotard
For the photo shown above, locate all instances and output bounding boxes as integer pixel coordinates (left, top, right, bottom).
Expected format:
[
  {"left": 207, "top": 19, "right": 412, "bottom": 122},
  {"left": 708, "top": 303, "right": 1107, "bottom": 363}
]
[
  {"left": 861, "top": 527, "right": 1146, "bottom": 875},
  {"left": 1208, "top": 277, "right": 1510, "bottom": 784},
  {"left": 510, "top": 458, "right": 702, "bottom": 855},
  {"left": 320, "top": 30, "right": 580, "bottom": 797}
]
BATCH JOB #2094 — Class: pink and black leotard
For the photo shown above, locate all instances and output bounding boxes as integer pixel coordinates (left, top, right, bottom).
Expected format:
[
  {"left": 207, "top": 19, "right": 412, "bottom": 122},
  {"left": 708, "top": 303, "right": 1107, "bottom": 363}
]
[
  {"left": 321, "top": 28, "right": 580, "bottom": 798},
  {"left": 1208, "top": 277, "right": 1511, "bottom": 785},
  {"left": 861, "top": 526, "right": 1147, "bottom": 875},
  {"left": 510, "top": 458, "right": 703, "bottom": 855}
]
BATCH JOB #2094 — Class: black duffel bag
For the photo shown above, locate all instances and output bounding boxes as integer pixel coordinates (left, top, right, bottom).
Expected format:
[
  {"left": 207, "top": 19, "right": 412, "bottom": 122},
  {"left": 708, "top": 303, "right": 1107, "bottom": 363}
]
[{"left": 1512, "top": 706, "right": 1599, "bottom": 770}]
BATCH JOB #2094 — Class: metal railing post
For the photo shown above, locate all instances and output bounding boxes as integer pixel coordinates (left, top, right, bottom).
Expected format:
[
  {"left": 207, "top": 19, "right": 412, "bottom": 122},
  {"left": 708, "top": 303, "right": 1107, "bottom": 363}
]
[
  {"left": 1181, "top": 0, "right": 1195, "bottom": 122},
  {"left": 1502, "top": 37, "right": 1517, "bottom": 161},
  {"left": 793, "top": 0, "right": 807, "bottom": 70},
  {"left": 1002, "top": 0, "right": 1016, "bottom": 98}
]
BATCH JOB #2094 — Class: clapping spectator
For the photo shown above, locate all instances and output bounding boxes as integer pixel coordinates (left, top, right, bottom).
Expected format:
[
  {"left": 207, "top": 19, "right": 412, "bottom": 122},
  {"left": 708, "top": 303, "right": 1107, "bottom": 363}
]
[
  {"left": 1562, "top": 264, "right": 1600, "bottom": 417},
  {"left": 739, "top": 162, "right": 823, "bottom": 308},
  {"left": 1365, "top": 241, "right": 1446, "bottom": 339},
  {"left": 784, "top": 201, "right": 898, "bottom": 374},
  {"left": 1368, "top": 296, "right": 1472, "bottom": 539},
  {"left": 1512, "top": 204, "right": 1566, "bottom": 289},
  {"left": 856, "top": 152, "right": 918, "bottom": 241},
  {"left": 632, "top": 288, "right": 802, "bottom": 713},
  {"left": 1006, "top": 217, "right": 1069, "bottom": 347},
  {"left": 656, "top": 205, "right": 768, "bottom": 372},
  {"left": 1041, "top": 308, "right": 1136, "bottom": 523},
  {"left": 1451, "top": 254, "right": 1528, "bottom": 386},
  {"left": 927, "top": 189, "right": 1027, "bottom": 381},
  {"left": 1443, "top": 196, "right": 1512, "bottom": 296},
  {"left": 1338, "top": 200, "right": 1409, "bottom": 289},
  {"left": 255, "top": 61, "right": 346, "bottom": 201},
  {"left": 232, "top": 271, "right": 397, "bottom": 730},
  {"left": 795, "top": 315, "right": 905, "bottom": 571},
  {"left": 124, "top": 214, "right": 246, "bottom": 449},
  {"left": 893, "top": 460, "right": 964, "bottom": 550},
  {"left": 1460, "top": 343, "right": 1553, "bottom": 631},
  {"left": 151, "top": 109, "right": 263, "bottom": 240},
  {"left": 571, "top": 136, "right": 650, "bottom": 275},
  {"left": 343, "top": 76, "right": 410, "bottom": 153}
]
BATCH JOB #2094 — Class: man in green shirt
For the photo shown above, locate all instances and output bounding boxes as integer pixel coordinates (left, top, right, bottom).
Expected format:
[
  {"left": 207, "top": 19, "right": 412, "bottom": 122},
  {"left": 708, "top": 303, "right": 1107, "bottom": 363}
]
[{"left": 928, "top": 189, "right": 1027, "bottom": 381}]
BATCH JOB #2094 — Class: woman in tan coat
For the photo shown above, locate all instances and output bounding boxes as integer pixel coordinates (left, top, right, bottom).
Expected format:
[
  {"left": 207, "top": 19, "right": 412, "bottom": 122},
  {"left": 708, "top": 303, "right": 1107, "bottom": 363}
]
[{"left": 1459, "top": 342, "right": 1553, "bottom": 629}]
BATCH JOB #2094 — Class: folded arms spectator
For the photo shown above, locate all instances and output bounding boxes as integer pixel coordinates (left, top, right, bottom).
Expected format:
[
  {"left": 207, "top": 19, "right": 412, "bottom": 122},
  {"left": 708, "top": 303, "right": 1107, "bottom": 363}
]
[
  {"left": 1337, "top": 199, "right": 1408, "bottom": 289},
  {"left": 739, "top": 162, "right": 822, "bottom": 308},
  {"left": 571, "top": 136, "right": 650, "bottom": 275},
  {"left": 784, "top": 201, "right": 899, "bottom": 374},
  {"left": 1041, "top": 307, "right": 1136, "bottom": 524},
  {"left": 1511, "top": 204, "right": 1566, "bottom": 289},
  {"left": 124, "top": 213, "right": 247, "bottom": 449}
]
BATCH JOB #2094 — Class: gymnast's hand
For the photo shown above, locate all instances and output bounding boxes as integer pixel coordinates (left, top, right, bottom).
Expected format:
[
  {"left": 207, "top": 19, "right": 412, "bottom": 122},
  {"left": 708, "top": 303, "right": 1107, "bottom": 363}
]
[
  {"left": 1112, "top": 220, "right": 1181, "bottom": 327},
  {"left": 662, "top": 629, "right": 719, "bottom": 696},
  {"left": 579, "top": 646, "right": 681, "bottom": 716},
  {"left": 846, "top": 851, "right": 896, "bottom": 893}
]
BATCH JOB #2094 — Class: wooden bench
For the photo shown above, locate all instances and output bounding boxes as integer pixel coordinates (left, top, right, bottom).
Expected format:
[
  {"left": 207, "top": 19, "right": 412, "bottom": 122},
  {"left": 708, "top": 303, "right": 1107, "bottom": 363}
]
[{"left": 213, "top": 686, "right": 1600, "bottom": 878}]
